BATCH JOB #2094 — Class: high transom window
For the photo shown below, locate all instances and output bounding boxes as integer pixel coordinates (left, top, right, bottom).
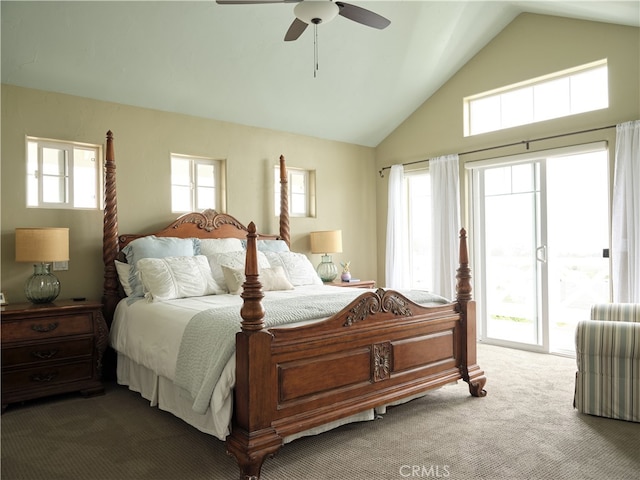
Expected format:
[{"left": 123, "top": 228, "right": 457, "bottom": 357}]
[
  {"left": 274, "top": 166, "right": 316, "bottom": 218},
  {"left": 27, "top": 137, "right": 102, "bottom": 209},
  {"left": 171, "top": 154, "right": 225, "bottom": 213},
  {"left": 464, "top": 59, "right": 608, "bottom": 136}
]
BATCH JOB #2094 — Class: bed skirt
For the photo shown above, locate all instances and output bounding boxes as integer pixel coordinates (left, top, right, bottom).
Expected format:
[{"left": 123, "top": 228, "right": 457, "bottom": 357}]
[{"left": 115, "top": 353, "right": 377, "bottom": 442}]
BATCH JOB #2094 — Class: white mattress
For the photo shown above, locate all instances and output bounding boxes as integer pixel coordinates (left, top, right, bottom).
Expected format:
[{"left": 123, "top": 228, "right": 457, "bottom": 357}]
[{"left": 109, "top": 285, "right": 375, "bottom": 440}]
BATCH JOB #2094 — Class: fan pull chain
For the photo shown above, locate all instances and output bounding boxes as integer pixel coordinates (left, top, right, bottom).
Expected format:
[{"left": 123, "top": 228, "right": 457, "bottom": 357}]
[{"left": 313, "top": 22, "right": 319, "bottom": 78}]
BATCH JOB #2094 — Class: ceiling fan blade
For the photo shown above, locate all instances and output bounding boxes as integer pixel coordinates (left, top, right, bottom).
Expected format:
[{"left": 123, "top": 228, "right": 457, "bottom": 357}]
[
  {"left": 335, "top": 2, "right": 390, "bottom": 29},
  {"left": 284, "top": 17, "right": 308, "bottom": 41},
  {"left": 216, "top": 0, "right": 299, "bottom": 4}
]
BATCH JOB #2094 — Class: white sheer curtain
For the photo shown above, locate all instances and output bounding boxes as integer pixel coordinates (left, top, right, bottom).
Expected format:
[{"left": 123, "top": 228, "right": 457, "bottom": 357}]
[
  {"left": 385, "top": 164, "right": 409, "bottom": 289},
  {"left": 612, "top": 120, "right": 640, "bottom": 302},
  {"left": 430, "top": 154, "right": 461, "bottom": 299}
]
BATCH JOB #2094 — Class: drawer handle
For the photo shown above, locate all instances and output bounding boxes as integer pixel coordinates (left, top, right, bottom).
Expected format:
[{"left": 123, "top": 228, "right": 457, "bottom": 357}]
[
  {"left": 31, "top": 349, "right": 59, "bottom": 360},
  {"left": 31, "top": 322, "right": 59, "bottom": 333},
  {"left": 30, "top": 372, "right": 58, "bottom": 383}
]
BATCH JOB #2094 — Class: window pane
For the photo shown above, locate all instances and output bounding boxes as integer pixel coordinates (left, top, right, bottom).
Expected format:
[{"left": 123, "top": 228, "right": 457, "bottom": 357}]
[
  {"left": 196, "top": 186, "right": 215, "bottom": 210},
  {"left": 172, "top": 185, "right": 191, "bottom": 212},
  {"left": 42, "top": 147, "right": 67, "bottom": 176},
  {"left": 291, "top": 193, "right": 306, "bottom": 215},
  {"left": 171, "top": 158, "right": 191, "bottom": 186},
  {"left": 484, "top": 167, "right": 512, "bottom": 196},
  {"left": 501, "top": 87, "right": 533, "bottom": 129},
  {"left": 73, "top": 148, "right": 97, "bottom": 208},
  {"left": 571, "top": 66, "right": 608, "bottom": 113},
  {"left": 27, "top": 141, "right": 38, "bottom": 207},
  {"left": 534, "top": 77, "right": 570, "bottom": 121},
  {"left": 290, "top": 171, "right": 306, "bottom": 195},
  {"left": 42, "top": 176, "right": 66, "bottom": 203},
  {"left": 407, "top": 174, "right": 432, "bottom": 290},
  {"left": 511, "top": 164, "right": 535, "bottom": 193},
  {"left": 470, "top": 96, "right": 501, "bottom": 135},
  {"left": 196, "top": 163, "right": 215, "bottom": 188}
]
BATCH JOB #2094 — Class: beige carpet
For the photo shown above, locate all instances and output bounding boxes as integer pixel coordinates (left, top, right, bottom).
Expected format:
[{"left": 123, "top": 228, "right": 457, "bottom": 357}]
[{"left": 2, "top": 344, "right": 639, "bottom": 480}]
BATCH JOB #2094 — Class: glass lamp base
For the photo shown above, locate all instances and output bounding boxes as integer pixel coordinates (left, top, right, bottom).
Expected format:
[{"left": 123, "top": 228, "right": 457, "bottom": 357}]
[
  {"left": 316, "top": 254, "right": 338, "bottom": 282},
  {"left": 25, "top": 263, "right": 61, "bottom": 304}
]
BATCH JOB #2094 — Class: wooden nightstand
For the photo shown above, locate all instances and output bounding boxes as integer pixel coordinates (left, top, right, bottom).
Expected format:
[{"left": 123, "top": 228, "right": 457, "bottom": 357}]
[
  {"left": 328, "top": 280, "right": 376, "bottom": 289},
  {"left": 1, "top": 299, "right": 108, "bottom": 411}
]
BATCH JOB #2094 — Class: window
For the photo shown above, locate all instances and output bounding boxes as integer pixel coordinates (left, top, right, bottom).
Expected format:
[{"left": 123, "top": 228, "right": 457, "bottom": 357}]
[
  {"left": 464, "top": 59, "right": 608, "bottom": 136},
  {"left": 406, "top": 170, "right": 432, "bottom": 290},
  {"left": 171, "top": 154, "right": 225, "bottom": 213},
  {"left": 26, "top": 137, "right": 102, "bottom": 209},
  {"left": 274, "top": 166, "right": 316, "bottom": 217}
]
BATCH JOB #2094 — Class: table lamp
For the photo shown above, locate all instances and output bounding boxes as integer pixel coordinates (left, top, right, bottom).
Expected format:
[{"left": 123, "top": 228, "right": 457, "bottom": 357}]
[
  {"left": 310, "top": 230, "right": 342, "bottom": 282},
  {"left": 15, "top": 227, "right": 69, "bottom": 304}
]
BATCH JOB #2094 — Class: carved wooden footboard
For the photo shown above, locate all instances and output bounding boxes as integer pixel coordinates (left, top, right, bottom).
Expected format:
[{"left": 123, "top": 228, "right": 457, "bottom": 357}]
[{"left": 227, "top": 224, "right": 486, "bottom": 480}]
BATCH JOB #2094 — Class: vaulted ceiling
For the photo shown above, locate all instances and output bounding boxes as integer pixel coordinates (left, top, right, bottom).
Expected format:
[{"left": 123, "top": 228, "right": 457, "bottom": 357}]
[{"left": 2, "top": 1, "right": 639, "bottom": 147}]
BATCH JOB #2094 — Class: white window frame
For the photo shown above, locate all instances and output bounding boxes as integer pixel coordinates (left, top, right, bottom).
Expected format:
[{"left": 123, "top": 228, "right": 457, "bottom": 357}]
[
  {"left": 464, "top": 59, "right": 608, "bottom": 137},
  {"left": 171, "top": 154, "right": 225, "bottom": 214},
  {"left": 26, "top": 137, "right": 102, "bottom": 210},
  {"left": 274, "top": 166, "right": 316, "bottom": 218}
]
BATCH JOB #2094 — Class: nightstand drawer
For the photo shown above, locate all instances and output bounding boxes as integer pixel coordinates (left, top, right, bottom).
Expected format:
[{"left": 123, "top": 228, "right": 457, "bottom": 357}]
[
  {"left": 2, "top": 313, "right": 93, "bottom": 342},
  {"left": 1, "top": 361, "right": 93, "bottom": 392},
  {"left": 2, "top": 338, "right": 94, "bottom": 366}
]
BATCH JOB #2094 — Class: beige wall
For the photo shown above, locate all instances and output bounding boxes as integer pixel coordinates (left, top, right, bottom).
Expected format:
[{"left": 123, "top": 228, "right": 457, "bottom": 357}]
[
  {"left": 375, "top": 14, "right": 640, "bottom": 285},
  {"left": 1, "top": 86, "right": 377, "bottom": 303}
]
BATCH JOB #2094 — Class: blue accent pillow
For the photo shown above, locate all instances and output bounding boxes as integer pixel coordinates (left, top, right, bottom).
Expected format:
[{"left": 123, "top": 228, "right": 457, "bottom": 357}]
[{"left": 122, "top": 235, "right": 197, "bottom": 298}]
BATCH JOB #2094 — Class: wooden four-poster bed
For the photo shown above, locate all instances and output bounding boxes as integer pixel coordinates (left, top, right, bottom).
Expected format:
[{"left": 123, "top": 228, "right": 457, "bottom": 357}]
[{"left": 101, "top": 131, "right": 486, "bottom": 479}]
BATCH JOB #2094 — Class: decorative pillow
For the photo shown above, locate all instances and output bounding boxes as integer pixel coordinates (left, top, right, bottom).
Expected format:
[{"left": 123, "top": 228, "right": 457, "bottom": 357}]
[
  {"left": 222, "top": 265, "right": 294, "bottom": 295},
  {"left": 122, "top": 236, "right": 197, "bottom": 297},
  {"left": 206, "top": 250, "right": 270, "bottom": 292},
  {"left": 263, "top": 251, "right": 323, "bottom": 286},
  {"left": 114, "top": 260, "right": 134, "bottom": 297},
  {"left": 136, "top": 255, "right": 225, "bottom": 302},
  {"left": 198, "top": 238, "right": 244, "bottom": 256},
  {"left": 241, "top": 239, "right": 290, "bottom": 253}
]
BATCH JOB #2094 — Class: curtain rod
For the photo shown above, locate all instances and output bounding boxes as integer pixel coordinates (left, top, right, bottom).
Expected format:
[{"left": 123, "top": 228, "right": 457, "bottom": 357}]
[{"left": 378, "top": 123, "right": 616, "bottom": 177}]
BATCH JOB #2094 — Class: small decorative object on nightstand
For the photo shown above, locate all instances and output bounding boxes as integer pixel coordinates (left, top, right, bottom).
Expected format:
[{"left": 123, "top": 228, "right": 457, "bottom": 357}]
[
  {"left": 1, "top": 299, "right": 108, "bottom": 412},
  {"left": 340, "top": 261, "right": 351, "bottom": 282}
]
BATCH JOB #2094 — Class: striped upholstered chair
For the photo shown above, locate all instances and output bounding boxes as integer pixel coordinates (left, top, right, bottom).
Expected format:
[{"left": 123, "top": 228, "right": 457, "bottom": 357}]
[{"left": 574, "top": 303, "right": 640, "bottom": 422}]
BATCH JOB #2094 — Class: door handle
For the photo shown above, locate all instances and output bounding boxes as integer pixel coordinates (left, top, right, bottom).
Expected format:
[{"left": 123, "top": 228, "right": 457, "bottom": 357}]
[{"left": 536, "top": 245, "right": 547, "bottom": 263}]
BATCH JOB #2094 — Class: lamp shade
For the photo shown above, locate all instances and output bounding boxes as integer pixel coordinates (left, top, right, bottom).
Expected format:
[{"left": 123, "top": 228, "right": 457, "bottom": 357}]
[
  {"left": 310, "top": 230, "right": 342, "bottom": 254},
  {"left": 15, "top": 228, "right": 69, "bottom": 263}
]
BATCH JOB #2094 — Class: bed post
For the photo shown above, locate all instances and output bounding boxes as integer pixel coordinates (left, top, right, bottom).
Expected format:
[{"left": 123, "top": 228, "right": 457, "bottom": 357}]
[
  {"left": 456, "top": 228, "right": 486, "bottom": 397},
  {"left": 102, "top": 131, "right": 120, "bottom": 328},
  {"left": 278, "top": 155, "right": 290, "bottom": 247},
  {"left": 227, "top": 222, "right": 281, "bottom": 480}
]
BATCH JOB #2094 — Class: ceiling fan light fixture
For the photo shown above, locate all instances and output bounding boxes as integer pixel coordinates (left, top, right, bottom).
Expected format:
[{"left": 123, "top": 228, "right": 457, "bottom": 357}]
[{"left": 294, "top": 1, "right": 339, "bottom": 25}]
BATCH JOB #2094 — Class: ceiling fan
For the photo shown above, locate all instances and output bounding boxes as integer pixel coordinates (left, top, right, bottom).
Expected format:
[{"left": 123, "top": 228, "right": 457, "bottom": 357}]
[{"left": 215, "top": 0, "right": 391, "bottom": 41}]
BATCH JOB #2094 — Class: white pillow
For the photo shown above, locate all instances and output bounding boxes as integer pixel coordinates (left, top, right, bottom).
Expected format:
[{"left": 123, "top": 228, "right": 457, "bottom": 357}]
[
  {"left": 206, "top": 250, "right": 270, "bottom": 292},
  {"left": 263, "top": 251, "right": 323, "bottom": 286},
  {"left": 198, "top": 238, "right": 244, "bottom": 256},
  {"left": 122, "top": 236, "right": 197, "bottom": 298},
  {"left": 114, "top": 260, "right": 134, "bottom": 297},
  {"left": 222, "top": 265, "right": 294, "bottom": 295},
  {"left": 136, "top": 255, "right": 225, "bottom": 302}
]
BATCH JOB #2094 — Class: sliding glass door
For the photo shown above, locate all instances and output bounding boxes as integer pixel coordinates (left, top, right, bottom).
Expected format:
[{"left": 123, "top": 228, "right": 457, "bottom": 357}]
[{"left": 472, "top": 144, "right": 610, "bottom": 355}]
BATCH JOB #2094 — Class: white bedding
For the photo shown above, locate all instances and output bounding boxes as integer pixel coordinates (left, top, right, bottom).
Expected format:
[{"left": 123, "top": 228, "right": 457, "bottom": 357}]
[{"left": 109, "top": 285, "right": 374, "bottom": 440}]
